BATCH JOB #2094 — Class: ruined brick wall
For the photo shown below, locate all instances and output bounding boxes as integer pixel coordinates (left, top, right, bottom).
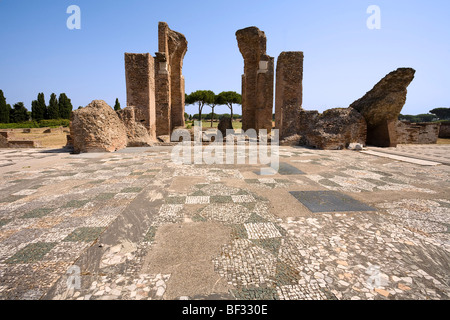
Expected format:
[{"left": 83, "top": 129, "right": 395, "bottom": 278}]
[
  {"left": 0, "top": 132, "right": 10, "bottom": 148},
  {"left": 275, "top": 51, "right": 304, "bottom": 139},
  {"left": 236, "top": 27, "right": 274, "bottom": 133},
  {"left": 395, "top": 121, "right": 440, "bottom": 144},
  {"left": 439, "top": 123, "right": 450, "bottom": 138},
  {"left": 124, "top": 53, "right": 156, "bottom": 140}
]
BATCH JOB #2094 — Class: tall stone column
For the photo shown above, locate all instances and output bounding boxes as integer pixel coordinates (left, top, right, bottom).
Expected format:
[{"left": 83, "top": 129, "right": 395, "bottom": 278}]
[
  {"left": 154, "top": 52, "right": 171, "bottom": 137},
  {"left": 236, "top": 27, "right": 274, "bottom": 133},
  {"left": 256, "top": 56, "right": 274, "bottom": 133},
  {"left": 124, "top": 53, "right": 156, "bottom": 140},
  {"left": 170, "top": 43, "right": 188, "bottom": 128},
  {"left": 155, "top": 22, "right": 188, "bottom": 135},
  {"left": 275, "top": 51, "right": 304, "bottom": 139}
]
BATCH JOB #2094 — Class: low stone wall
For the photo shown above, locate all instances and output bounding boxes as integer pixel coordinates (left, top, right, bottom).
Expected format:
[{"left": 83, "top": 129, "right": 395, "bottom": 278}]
[
  {"left": 7, "top": 140, "right": 41, "bottom": 148},
  {"left": 395, "top": 121, "right": 440, "bottom": 144},
  {"left": 439, "top": 123, "right": 450, "bottom": 138}
]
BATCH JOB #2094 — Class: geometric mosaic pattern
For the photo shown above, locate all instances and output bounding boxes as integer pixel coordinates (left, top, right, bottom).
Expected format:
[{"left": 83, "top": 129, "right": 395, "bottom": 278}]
[{"left": 0, "top": 145, "right": 449, "bottom": 301}]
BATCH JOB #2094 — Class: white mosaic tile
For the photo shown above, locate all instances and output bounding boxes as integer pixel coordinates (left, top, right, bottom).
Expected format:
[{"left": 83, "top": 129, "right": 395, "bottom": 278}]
[
  {"left": 244, "top": 223, "right": 282, "bottom": 239},
  {"left": 185, "top": 196, "right": 210, "bottom": 204},
  {"left": 231, "top": 195, "right": 255, "bottom": 203}
]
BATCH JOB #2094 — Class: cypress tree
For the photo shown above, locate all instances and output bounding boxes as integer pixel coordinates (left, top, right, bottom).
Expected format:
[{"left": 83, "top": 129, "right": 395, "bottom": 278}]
[
  {"left": 58, "top": 93, "right": 73, "bottom": 119},
  {"left": 114, "top": 98, "right": 121, "bottom": 111},
  {"left": 32, "top": 93, "right": 46, "bottom": 121},
  {"left": 0, "top": 90, "right": 10, "bottom": 123},
  {"left": 48, "top": 93, "right": 60, "bottom": 119},
  {"left": 11, "top": 102, "right": 29, "bottom": 123}
]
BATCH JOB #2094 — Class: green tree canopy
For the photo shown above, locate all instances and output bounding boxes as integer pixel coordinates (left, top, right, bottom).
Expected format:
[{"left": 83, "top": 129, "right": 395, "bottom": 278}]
[
  {"left": 114, "top": 98, "right": 121, "bottom": 111},
  {"left": 429, "top": 108, "right": 450, "bottom": 120},
  {"left": 216, "top": 91, "right": 242, "bottom": 119},
  {"left": 185, "top": 90, "right": 215, "bottom": 123},
  {"left": 399, "top": 114, "right": 437, "bottom": 123},
  {"left": 31, "top": 92, "right": 47, "bottom": 121},
  {"left": 47, "top": 93, "right": 60, "bottom": 119},
  {"left": 0, "top": 90, "right": 10, "bottom": 123},
  {"left": 58, "top": 93, "right": 73, "bottom": 119},
  {"left": 11, "top": 102, "right": 29, "bottom": 123}
]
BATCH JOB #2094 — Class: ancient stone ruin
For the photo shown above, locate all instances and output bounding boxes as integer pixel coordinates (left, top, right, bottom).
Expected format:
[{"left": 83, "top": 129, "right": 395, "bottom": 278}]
[
  {"left": 349, "top": 68, "right": 416, "bottom": 147},
  {"left": 276, "top": 63, "right": 427, "bottom": 149},
  {"left": 124, "top": 22, "right": 187, "bottom": 139},
  {"left": 275, "top": 51, "right": 304, "bottom": 140},
  {"left": 71, "top": 100, "right": 128, "bottom": 153},
  {"left": 236, "top": 27, "right": 274, "bottom": 133},
  {"left": 439, "top": 123, "right": 450, "bottom": 138},
  {"left": 395, "top": 121, "right": 441, "bottom": 144},
  {"left": 154, "top": 22, "right": 188, "bottom": 136},
  {"left": 117, "top": 106, "right": 154, "bottom": 147},
  {"left": 297, "top": 108, "right": 367, "bottom": 150},
  {"left": 124, "top": 53, "right": 156, "bottom": 140},
  {"left": 67, "top": 23, "right": 439, "bottom": 154},
  {"left": 70, "top": 22, "right": 188, "bottom": 154},
  {"left": 0, "top": 131, "right": 42, "bottom": 148}
]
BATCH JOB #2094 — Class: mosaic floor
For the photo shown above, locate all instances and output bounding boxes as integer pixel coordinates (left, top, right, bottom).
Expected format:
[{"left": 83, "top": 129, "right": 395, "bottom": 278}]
[{"left": 0, "top": 145, "right": 449, "bottom": 300}]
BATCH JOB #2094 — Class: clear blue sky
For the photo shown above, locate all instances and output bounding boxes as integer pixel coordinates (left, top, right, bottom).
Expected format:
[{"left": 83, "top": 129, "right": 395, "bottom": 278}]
[{"left": 0, "top": 0, "right": 449, "bottom": 116}]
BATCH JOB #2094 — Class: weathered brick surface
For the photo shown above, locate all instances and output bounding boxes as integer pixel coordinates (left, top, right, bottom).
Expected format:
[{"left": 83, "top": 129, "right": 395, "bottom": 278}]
[
  {"left": 155, "top": 22, "right": 188, "bottom": 136},
  {"left": 439, "top": 123, "right": 450, "bottom": 138},
  {"left": 396, "top": 121, "right": 440, "bottom": 144},
  {"left": 124, "top": 53, "right": 156, "bottom": 139},
  {"left": 236, "top": 27, "right": 274, "bottom": 133},
  {"left": 275, "top": 52, "right": 304, "bottom": 139}
]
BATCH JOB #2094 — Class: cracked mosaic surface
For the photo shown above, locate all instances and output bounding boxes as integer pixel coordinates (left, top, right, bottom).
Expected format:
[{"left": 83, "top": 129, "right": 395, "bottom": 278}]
[{"left": 0, "top": 145, "right": 448, "bottom": 300}]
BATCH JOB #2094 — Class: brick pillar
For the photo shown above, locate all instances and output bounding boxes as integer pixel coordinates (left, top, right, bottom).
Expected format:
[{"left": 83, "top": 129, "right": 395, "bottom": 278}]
[
  {"left": 124, "top": 53, "right": 156, "bottom": 139},
  {"left": 236, "top": 27, "right": 274, "bottom": 133},
  {"left": 275, "top": 51, "right": 304, "bottom": 139}
]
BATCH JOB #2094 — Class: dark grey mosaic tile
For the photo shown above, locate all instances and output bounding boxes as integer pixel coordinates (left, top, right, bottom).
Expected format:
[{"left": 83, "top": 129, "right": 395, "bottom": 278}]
[
  {"left": 95, "top": 193, "right": 117, "bottom": 201},
  {"left": 230, "top": 224, "right": 248, "bottom": 239},
  {"left": 254, "top": 162, "right": 305, "bottom": 176},
  {"left": 210, "top": 195, "right": 233, "bottom": 204},
  {"left": 252, "top": 238, "right": 282, "bottom": 256},
  {"left": 232, "top": 287, "right": 278, "bottom": 300},
  {"left": 62, "top": 200, "right": 90, "bottom": 208},
  {"left": 362, "top": 178, "right": 387, "bottom": 186},
  {"left": 289, "top": 191, "right": 377, "bottom": 213},
  {"left": 0, "top": 195, "right": 26, "bottom": 203},
  {"left": 0, "top": 218, "right": 12, "bottom": 228},
  {"left": 318, "top": 179, "right": 341, "bottom": 188},
  {"left": 143, "top": 226, "right": 157, "bottom": 242},
  {"left": 246, "top": 213, "right": 268, "bottom": 224},
  {"left": 165, "top": 196, "right": 186, "bottom": 204},
  {"left": 22, "top": 208, "right": 54, "bottom": 219},
  {"left": 5, "top": 242, "right": 57, "bottom": 264},
  {"left": 120, "top": 187, "right": 143, "bottom": 193},
  {"left": 63, "top": 227, "right": 105, "bottom": 242}
]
